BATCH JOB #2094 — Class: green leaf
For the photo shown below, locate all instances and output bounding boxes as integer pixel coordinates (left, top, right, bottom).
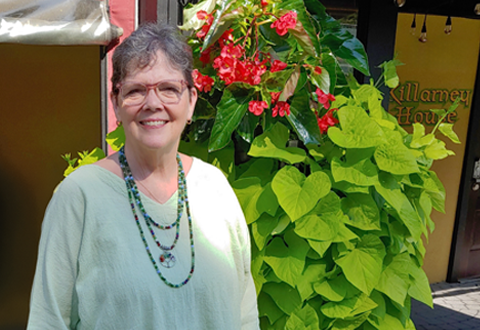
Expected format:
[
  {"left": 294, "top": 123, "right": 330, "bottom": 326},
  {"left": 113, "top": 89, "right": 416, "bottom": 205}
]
[
  {"left": 374, "top": 131, "right": 420, "bottom": 175},
  {"left": 328, "top": 106, "right": 386, "bottom": 148},
  {"left": 288, "top": 88, "right": 322, "bottom": 145},
  {"left": 421, "top": 171, "right": 446, "bottom": 213},
  {"left": 331, "top": 313, "right": 370, "bottom": 330},
  {"left": 179, "top": 139, "right": 209, "bottom": 162},
  {"left": 201, "top": 0, "right": 237, "bottom": 50},
  {"left": 341, "top": 193, "right": 381, "bottom": 231},
  {"left": 375, "top": 253, "right": 411, "bottom": 306},
  {"left": 209, "top": 87, "right": 253, "bottom": 151},
  {"left": 105, "top": 125, "right": 125, "bottom": 151},
  {"left": 252, "top": 212, "right": 279, "bottom": 250},
  {"left": 238, "top": 158, "right": 275, "bottom": 184},
  {"left": 77, "top": 148, "right": 106, "bottom": 167},
  {"left": 331, "top": 157, "right": 379, "bottom": 187},
  {"left": 296, "top": 262, "right": 328, "bottom": 300},
  {"left": 280, "top": 66, "right": 301, "bottom": 102},
  {"left": 258, "top": 291, "right": 286, "bottom": 325},
  {"left": 295, "top": 212, "right": 340, "bottom": 241},
  {"left": 378, "top": 59, "right": 403, "bottom": 88},
  {"left": 308, "top": 240, "right": 332, "bottom": 257},
  {"left": 208, "top": 141, "right": 235, "bottom": 179},
  {"left": 314, "top": 274, "right": 348, "bottom": 302},
  {"left": 311, "top": 65, "right": 331, "bottom": 94},
  {"left": 232, "top": 177, "right": 263, "bottom": 224},
  {"left": 335, "top": 234, "right": 386, "bottom": 294},
  {"left": 408, "top": 258, "right": 433, "bottom": 308},
  {"left": 263, "top": 282, "right": 302, "bottom": 315},
  {"left": 237, "top": 110, "right": 259, "bottom": 144},
  {"left": 272, "top": 166, "right": 331, "bottom": 221},
  {"left": 264, "top": 231, "right": 310, "bottom": 287},
  {"left": 248, "top": 122, "right": 306, "bottom": 164},
  {"left": 286, "top": 304, "right": 320, "bottom": 330},
  {"left": 282, "top": 0, "right": 321, "bottom": 55},
  {"left": 321, "top": 293, "right": 377, "bottom": 319},
  {"left": 438, "top": 123, "right": 460, "bottom": 144},
  {"left": 424, "top": 139, "right": 455, "bottom": 160},
  {"left": 317, "top": 11, "right": 370, "bottom": 76},
  {"left": 374, "top": 173, "right": 423, "bottom": 240}
]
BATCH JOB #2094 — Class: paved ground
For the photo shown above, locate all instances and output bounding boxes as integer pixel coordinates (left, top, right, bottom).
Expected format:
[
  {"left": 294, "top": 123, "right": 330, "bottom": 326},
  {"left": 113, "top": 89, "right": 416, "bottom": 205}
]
[{"left": 411, "top": 280, "right": 480, "bottom": 330}]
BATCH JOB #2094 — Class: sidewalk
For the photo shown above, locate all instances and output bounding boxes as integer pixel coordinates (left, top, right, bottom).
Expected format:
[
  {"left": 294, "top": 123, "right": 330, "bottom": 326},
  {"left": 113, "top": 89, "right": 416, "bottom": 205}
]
[{"left": 411, "top": 280, "right": 480, "bottom": 330}]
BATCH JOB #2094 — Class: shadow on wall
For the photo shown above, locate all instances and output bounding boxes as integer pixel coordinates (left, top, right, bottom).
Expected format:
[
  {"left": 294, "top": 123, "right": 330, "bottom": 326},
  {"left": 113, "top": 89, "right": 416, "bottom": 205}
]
[{"left": 0, "top": 153, "right": 40, "bottom": 328}]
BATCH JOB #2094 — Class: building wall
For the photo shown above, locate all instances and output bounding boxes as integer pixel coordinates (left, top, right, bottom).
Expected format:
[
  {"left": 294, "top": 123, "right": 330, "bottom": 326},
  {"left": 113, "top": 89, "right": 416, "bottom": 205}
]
[
  {"left": 389, "top": 14, "right": 480, "bottom": 283},
  {"left": 0, "top": 44, "right": 101, "bottom": 328}
]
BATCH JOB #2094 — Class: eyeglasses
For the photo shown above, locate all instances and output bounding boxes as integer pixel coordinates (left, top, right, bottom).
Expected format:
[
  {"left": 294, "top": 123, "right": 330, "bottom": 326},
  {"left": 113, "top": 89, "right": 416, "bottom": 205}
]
[{"left": 118, "top": 79, "right": 189, "bottom": 106}]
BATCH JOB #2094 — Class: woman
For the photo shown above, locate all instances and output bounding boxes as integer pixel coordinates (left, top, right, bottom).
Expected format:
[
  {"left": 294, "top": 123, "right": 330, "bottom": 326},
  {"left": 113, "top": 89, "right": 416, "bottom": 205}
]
[{"left": 27, "top": 23, "right": 259, "bottom": 329}]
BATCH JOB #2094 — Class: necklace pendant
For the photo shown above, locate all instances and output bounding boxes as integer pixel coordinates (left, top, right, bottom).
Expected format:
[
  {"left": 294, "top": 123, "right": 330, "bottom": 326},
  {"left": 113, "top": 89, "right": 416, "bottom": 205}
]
[{"left": 159, "top": 252, "right": 176, "bottom": 268}]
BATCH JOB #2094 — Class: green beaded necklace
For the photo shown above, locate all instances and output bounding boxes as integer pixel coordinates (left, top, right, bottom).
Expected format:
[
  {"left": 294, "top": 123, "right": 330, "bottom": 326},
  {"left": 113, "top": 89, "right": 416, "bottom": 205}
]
[{"left": 119, "top": 146, "right": 195, "bottom": 288}]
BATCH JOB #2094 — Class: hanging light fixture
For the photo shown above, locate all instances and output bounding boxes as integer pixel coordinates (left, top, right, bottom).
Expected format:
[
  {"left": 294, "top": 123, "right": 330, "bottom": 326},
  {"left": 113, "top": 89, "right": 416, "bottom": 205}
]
[
  {"left": 444, "top": 16, "right": 452, "bottom": 34},
  {"left": 410, "top": 13, "right": 417, "bottom": 35},
  {"left": 419, "top": 14, "right": 427, "bottom": 42},
  {"left": 475, "top": 4, "right": 480, "bottom": 15},
  {"left": 394, "top": 0, "right": 406, "bottom": 7}
]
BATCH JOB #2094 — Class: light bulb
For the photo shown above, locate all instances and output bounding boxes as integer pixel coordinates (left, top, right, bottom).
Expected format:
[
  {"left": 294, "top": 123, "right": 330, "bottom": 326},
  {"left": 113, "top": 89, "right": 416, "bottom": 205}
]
[
  {"left": 394, "top": 0, "right": 406, "bottom": 7},
  {"left": 475, "top": 4, "right": 480, "bottom": 15},
  {"left": 419, "top": 15, "right": 427, "bottom": 43},
  {"left": 410, "top": 14, "right": 417, "bottom": 35},
  {"left": 444, "top": 16, "right": 452, "bottom": 35}
]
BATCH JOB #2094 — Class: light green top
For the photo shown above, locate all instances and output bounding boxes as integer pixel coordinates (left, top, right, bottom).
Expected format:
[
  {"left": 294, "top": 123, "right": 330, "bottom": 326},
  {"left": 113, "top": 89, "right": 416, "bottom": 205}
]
[{"left": 27, "top": 158, "right": 259, "bottom": 330}]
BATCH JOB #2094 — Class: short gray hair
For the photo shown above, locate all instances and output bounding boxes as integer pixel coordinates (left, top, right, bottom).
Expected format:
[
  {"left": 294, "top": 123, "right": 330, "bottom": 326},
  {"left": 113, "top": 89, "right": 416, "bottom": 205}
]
[{"left": 111, "top": 23, "right": 194, "bottom": 95}]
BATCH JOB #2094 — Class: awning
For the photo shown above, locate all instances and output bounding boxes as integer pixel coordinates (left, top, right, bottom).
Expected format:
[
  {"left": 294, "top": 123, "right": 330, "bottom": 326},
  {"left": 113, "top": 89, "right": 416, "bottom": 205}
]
[{"left": 0, "top": 0, "right": 123, "bottom": 45}]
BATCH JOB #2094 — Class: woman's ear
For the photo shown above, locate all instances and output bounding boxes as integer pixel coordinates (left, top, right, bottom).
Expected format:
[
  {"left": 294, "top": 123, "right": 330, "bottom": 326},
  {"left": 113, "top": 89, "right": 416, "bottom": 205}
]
[{"left": 110, "top": 92, "right": 121, "bottom": 122}]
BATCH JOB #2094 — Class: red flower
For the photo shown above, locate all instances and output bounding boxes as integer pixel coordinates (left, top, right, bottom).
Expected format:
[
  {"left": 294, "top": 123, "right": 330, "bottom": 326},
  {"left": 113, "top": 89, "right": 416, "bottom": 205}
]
[
  {"left": 199, "top": 46, "right": 213, "bottom": 65},
  {"left": 192, "top": 69, "right": 215, "bottom": 93},
  {"left": 317, "top": 108, "right": 339, "bottom": 134},
  {"left": 270, "top": 60, "right": 288, "bottom": 73},
  {"left": 271, "top": 11, "right": 297, "bottom": 36},
  {"left": 196, "top": 10, "right": 215, "bottom": 39},
  {"left": 314, "top": 66, "right": 322, "bottom": 75},
  {"left": 219, "top": 28, "right": 234, "bottom": 48},
  {"left": 248, "top": 100, "right": 268, "bottom": 116},
  {"left": 272, "top": 101, "right": 290, "bottom": 117},
  {"left": 315, "top": 88, "right": 335, "bottom": 109},
  {"left": 261, "top": 0, "right": 268, "bottom": 7},
  {"left": 270, "top": 91, "right": 281, "bottom": 104}
]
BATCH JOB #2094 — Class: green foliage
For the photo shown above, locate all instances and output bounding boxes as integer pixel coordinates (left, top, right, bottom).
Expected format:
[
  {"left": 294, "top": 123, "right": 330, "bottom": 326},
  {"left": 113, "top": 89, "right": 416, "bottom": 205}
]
[{"left": 180, "top": 1, "right": 459, "bottom": 326}]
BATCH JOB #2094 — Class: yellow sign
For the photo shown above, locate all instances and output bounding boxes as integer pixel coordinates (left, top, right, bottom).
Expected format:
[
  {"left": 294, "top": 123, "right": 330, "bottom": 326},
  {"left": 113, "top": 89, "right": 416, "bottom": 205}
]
[{"left": 388, "top": 13, "right": 480, "bottom": 284}]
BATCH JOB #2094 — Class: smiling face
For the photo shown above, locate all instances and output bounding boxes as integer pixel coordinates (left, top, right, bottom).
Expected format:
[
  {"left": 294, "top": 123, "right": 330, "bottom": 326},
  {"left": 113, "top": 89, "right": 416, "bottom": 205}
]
[{"left": 112, "top": 50, "right": 197, "bottom": 155}]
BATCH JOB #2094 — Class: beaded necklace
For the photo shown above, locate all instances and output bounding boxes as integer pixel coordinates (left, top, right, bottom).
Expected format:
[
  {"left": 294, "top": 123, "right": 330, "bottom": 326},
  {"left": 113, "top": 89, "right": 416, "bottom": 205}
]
[{"left": 119, "top": 146, "right": 195, "bottom": 288}]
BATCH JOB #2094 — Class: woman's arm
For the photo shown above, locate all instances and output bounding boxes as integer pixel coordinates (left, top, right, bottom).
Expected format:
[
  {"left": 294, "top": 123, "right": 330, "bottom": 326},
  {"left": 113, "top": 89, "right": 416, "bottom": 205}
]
[{"left": 27, "top": 178, "right": 85, "bottom": 330}]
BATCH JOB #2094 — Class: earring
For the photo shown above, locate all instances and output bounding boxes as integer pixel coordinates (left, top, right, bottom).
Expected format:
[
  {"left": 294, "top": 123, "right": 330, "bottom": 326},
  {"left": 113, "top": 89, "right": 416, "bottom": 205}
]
[
  {"left": 116, "top": 120, "right": 122, "bottom": 127},
  {"left": 187, "top": 119, "right": 192, "bottom": 125}
]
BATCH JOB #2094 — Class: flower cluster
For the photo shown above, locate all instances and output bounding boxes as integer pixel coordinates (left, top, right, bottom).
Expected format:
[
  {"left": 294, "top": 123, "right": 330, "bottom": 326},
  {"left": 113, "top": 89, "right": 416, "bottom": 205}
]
[
  {"left": 196, "top": 10, "right": 214, "bottom": 39},
  {"left": 271, "top": 11, "right": 297, "bottom": 36},
  {"left": 272, "top": 101, "right": 290, "bottom": 117},
  {"left": 248, "top": 100, "right": 268, "bottom": 116},
  {"left": 192, "top": 69, "right": 214, "bottom": 93},
  {"left": 317, "top": 108, "right": 338, "bottom": 134},
  {"left": 270, "top": 60, "right": 288, "bottom": 73},
  {"left": 212, "top": 43, "right": 267, "bottom": 85},
  {"left": 315, "top": 88, "right": 335, "bottom": 109}
]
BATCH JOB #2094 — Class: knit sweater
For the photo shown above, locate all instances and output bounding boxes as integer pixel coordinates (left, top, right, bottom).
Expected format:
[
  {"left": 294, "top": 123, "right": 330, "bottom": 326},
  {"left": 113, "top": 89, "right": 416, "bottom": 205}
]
[{"left": 27, "top": 158, "right": 259, "bottom": 330}]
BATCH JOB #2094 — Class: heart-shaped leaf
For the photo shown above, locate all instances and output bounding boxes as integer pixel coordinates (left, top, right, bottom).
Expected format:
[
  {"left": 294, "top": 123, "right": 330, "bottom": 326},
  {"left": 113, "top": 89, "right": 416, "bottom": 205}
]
[{"left": 272, "top": 166, "right": 331, "bottom": 221}]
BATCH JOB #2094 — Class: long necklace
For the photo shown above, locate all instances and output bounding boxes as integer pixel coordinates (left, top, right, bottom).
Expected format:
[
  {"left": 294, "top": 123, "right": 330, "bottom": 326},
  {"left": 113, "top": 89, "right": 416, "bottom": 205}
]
[{"left": 119, "top": 146, "right": 195, "bottom": 288}]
